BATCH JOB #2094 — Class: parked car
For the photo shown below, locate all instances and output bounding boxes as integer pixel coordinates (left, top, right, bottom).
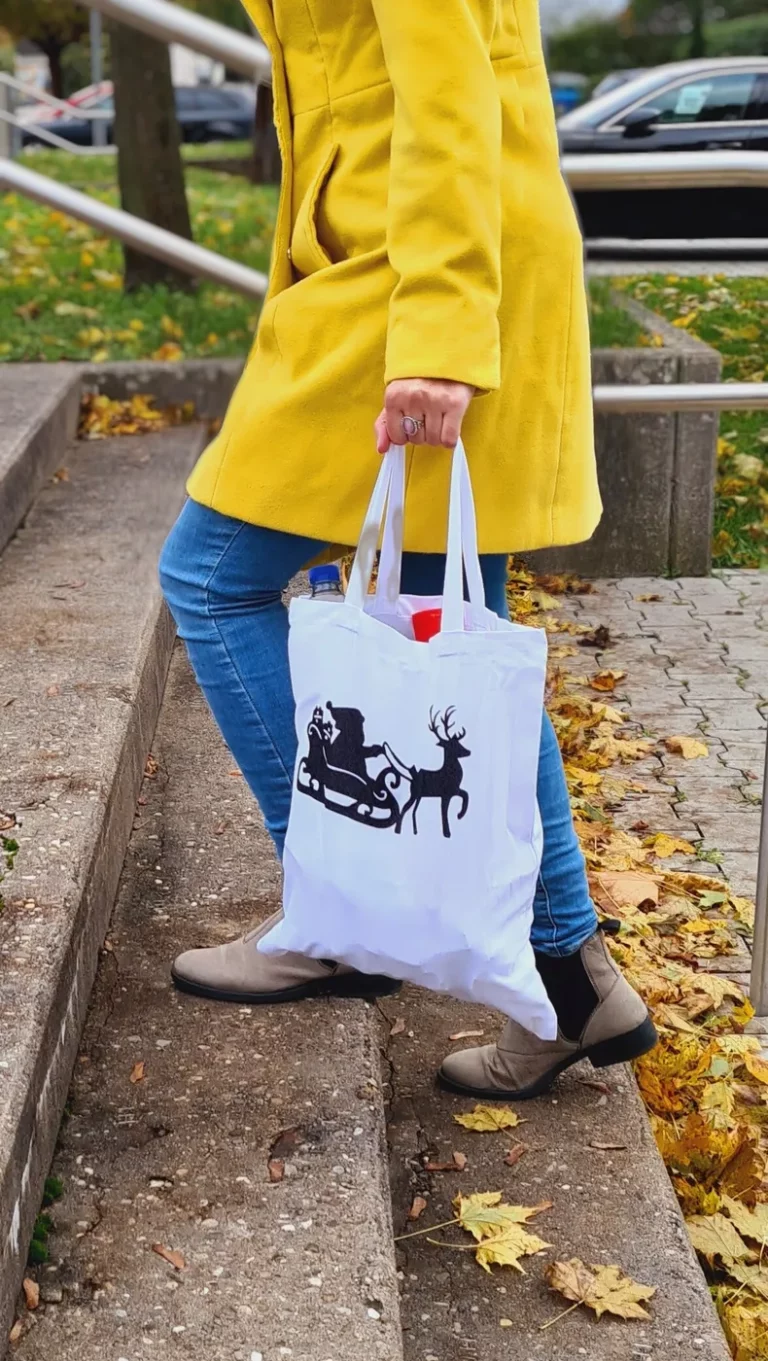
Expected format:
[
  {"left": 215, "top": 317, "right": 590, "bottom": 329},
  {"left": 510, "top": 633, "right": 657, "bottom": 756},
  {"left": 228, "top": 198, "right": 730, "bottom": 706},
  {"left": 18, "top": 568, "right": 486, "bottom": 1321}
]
[
  {"left": 559, "top": 58, "right": 768, "bottom": 243},
  {"left": 22, "top": 83, "right": 254, "bottom": 148},
  {"left": 591, "top": 69, "right": 648, "bottom": 100}
]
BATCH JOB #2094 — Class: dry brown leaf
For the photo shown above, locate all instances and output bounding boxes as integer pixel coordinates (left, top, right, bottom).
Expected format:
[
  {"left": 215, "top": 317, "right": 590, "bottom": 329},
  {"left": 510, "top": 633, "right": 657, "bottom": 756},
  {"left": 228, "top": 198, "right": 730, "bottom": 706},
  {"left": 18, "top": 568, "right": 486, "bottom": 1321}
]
[
  {"left": 144, "top": 754, "right": 159, "bottom": 779},
  {"left": 268, "top": 1158, "right": 284, "bottom": 1183},
  {"left": 590, "top": 669, "right": 626, "bottom": 693},
  {"left": 129, "top": 1060, "right": 145, "bottom": 1084},
  {"left": 664, "top": 735, "right": 709, "bottom": 760},
  {"left": 449, "top": 1030, "right": 484, "bottom": 1041},
  {"left": 636, "top": 593, "right": 663, "bottom": 602},
  {"left": 8, "top": 1320, "right": 23, "bottom": 1344},
  {"left": 504, "top": 1143, "right": 528, "bottom": 1167},
  {"left": 151, "top": 1243, "right": 185, "bottom": 1270},
  {"left": 45, "top": 684, "right": 60, "bottom": 698},
  {"left": 546, "top": 1258, "right": 655, "bottom": 1320},
  {"left": 408, "top": 1196, "right": 428, "bottom": 1221},
  {"left": 454, "top": 1105, "right": 523, "bottom": 1133},
  {"left": 589, "top": 1140, "right": 628, "bottom": 1151},
  {"left": 425, "top": 1153, "right": 467, "bottom": 1173},
  {"left": 270, "top": 1126, "right": 303, "bottom": 1159},
  {"left": 595, "top": 870, "right": 660, "bottom": 911},
  {"left": 22, "top": 1279, "right": 39, "bottom": 1311},
  {"left": 390, "top": 1017, "right": 406, "bottom": 1036}
]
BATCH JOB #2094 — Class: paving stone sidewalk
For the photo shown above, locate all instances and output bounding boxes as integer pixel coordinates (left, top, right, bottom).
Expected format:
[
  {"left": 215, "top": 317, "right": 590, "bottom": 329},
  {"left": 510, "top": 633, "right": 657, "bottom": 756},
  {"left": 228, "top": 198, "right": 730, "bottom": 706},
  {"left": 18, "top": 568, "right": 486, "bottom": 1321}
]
[{"left": 552, "top": 568, "right": 767, "bottom": 1000}]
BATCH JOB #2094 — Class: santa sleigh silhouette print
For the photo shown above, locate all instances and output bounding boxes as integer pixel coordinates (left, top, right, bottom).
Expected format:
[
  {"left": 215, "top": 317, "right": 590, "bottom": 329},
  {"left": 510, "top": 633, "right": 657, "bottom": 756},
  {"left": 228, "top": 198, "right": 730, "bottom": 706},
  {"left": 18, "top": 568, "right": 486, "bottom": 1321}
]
[{"left": 295, "top": 703, "right": 470, "bottom": 838}]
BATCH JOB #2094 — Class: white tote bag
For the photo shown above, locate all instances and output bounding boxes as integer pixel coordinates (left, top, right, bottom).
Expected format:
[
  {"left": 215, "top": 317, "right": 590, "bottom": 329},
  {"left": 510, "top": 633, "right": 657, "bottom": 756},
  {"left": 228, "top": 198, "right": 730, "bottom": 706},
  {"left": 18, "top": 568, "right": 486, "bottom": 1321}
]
[{"left": 261, "top": 442, "right": 557, "bottom": 1039}]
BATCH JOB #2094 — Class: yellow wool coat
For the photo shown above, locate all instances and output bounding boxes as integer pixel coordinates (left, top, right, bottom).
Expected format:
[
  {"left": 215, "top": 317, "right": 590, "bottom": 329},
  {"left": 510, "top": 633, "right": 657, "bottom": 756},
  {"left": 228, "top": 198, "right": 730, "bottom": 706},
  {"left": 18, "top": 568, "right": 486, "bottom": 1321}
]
[{"left": 187, "top": 0, "right": 602, "bottom": 554}]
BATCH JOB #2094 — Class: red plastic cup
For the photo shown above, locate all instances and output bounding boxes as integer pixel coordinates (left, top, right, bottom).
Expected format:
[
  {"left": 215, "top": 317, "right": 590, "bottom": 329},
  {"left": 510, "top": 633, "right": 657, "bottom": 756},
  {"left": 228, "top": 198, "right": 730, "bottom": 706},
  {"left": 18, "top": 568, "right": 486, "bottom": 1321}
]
[{"left": 412, "top": 607, "right": 443, "bottom": 642}]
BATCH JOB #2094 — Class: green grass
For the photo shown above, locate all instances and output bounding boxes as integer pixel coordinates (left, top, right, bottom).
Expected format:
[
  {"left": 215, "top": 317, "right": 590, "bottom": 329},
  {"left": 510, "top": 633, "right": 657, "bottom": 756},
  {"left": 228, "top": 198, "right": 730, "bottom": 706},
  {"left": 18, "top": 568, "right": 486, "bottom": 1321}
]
[
  {"left": 0, "top": 150, "right": 277, "bottom": 364},
  {"left": 614, "top": 274, "right": 768, "bottom": 571},
  {"left": 588, "top": 278, "right": 645, "bottom": 349}
]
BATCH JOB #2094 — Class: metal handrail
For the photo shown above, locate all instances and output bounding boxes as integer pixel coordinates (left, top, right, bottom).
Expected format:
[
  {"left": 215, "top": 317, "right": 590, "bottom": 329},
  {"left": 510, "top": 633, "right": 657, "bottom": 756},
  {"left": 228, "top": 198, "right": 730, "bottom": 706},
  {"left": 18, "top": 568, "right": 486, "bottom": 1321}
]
[
  {"left": 562, "top": 148, "right": 768, "bottom": 191},
  {"left": 592, "top": 383, "right": 768, "bottom": 412},
  {"left": 0, "top": 109, "right": 113, "bottom": 157},
  {"left": 79, "top": 0, "right": 271, "bottom": 83},
  {"left": 0, "top": 72, "right": 111, "bottom": 120},
  {"left": 0, "top": 158, "right": 267, "bottom": 297}
]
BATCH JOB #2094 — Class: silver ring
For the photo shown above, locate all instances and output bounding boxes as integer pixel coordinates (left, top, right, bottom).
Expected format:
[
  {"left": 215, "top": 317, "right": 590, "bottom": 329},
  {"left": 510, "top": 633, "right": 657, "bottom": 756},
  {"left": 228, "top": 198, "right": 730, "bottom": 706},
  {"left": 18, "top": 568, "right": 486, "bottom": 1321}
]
[{"left": 402, "top": 416, "right": 424, "bottom": 438}]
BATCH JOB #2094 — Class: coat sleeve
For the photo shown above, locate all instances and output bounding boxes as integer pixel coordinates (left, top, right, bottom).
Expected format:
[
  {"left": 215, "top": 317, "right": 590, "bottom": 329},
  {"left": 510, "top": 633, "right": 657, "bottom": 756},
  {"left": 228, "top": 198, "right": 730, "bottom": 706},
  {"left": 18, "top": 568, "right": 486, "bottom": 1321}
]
[{"left": 370, "top": 0, "right": 502, "bottom": 393}]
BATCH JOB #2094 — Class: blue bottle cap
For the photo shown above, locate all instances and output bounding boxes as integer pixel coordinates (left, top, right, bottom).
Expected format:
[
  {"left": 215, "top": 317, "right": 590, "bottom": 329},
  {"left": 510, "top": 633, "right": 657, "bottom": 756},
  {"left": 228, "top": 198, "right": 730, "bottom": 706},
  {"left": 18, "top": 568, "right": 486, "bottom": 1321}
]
[{"left": 308, "top": 564, "right": 341, "bottom": 585}]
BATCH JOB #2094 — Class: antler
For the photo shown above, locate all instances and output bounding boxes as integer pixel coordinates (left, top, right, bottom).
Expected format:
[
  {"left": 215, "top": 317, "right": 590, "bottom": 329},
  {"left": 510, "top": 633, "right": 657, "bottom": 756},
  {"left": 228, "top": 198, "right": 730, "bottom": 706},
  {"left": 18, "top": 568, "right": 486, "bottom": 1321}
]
[
  {"left": 440, "top": 707, "right": 466, "bottom": 742},
  {"left": 428, "top": 706, "right": 440, "bottom": 738}
]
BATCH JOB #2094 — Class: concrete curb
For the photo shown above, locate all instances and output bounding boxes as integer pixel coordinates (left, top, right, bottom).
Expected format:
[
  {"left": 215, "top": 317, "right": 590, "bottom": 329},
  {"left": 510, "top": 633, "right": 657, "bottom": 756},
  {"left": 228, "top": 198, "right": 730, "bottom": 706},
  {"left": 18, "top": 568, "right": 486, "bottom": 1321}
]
[
  {"left": 8, "top": 648, "right": 404, "bottom": 1361},
  {"left": 0, "top": 364, "right": 82, "bottom": 556},
  {"left": 0, "top": 427, "right": 205, "bottom": 1345}
]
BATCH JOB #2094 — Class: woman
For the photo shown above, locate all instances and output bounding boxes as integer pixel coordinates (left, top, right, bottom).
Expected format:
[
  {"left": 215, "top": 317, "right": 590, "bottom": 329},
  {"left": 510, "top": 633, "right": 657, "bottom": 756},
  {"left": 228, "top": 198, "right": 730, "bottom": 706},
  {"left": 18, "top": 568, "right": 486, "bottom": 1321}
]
[{"left": 159, "top": 0, "right": 657, "bottom": 1100}]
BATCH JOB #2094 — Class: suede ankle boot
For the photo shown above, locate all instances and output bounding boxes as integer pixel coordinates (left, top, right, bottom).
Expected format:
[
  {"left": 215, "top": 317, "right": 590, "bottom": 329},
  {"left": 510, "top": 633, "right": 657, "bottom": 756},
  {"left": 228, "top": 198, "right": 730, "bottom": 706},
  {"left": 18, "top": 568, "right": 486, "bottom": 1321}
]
[{"left": 438, "top": 926, "right": 657, "bottom": 1100}]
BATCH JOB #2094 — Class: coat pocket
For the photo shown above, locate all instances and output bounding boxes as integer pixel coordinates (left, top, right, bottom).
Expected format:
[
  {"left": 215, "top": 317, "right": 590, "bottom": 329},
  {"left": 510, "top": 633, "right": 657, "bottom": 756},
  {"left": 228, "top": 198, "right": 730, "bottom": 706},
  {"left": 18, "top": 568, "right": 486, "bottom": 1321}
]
[{"left": 289, "top": 143, "right": 340, "bottom": 279}]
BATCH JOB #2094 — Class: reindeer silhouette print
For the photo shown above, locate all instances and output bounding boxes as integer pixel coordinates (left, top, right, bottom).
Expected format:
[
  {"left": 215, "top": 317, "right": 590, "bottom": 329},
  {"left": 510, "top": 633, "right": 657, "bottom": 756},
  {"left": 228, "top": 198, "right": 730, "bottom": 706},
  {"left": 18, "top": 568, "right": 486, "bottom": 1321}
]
[
  {"left": 296, "top": 703, "right": 471, "bottom": 837},
  {"left": 389, "top": 707, "right": 470, "bottom": 838}
]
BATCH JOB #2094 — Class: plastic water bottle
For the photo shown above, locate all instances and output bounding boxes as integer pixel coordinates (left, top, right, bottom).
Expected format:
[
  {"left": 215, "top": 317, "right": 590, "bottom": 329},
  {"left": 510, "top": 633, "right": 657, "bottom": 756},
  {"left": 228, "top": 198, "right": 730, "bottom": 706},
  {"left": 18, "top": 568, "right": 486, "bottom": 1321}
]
[{"left": 308, "top": 564, "right": 344, "bottom": 601}]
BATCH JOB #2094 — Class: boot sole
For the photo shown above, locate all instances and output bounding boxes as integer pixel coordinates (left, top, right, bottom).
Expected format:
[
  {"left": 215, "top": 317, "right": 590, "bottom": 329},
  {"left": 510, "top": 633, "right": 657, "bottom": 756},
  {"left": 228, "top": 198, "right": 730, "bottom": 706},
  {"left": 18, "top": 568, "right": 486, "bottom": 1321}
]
[
  {"left": 437, "top": 1015, "right": 658, "bottom": 1102},
  {"left": 170, "top": 965, "right": 402, "bottom": 1006}
]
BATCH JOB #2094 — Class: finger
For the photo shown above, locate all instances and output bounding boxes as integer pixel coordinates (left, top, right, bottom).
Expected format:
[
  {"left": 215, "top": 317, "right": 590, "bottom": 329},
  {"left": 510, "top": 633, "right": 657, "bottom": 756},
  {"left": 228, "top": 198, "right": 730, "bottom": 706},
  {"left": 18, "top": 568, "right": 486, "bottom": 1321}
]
[
  {"left": 384, "top": 390, "right": 406, "bottom": 448},
  {"left": 404, "top": 412, "right": 427, "bottom": 446},
  {"left": 439, "top": 409, "right": 462, "bottom": 448},
  {"left": 374, "top": 410, "right": 390, "bottom": 454},
  {"left": 424, "top": 399, "right": 443, "bottom": 448}
]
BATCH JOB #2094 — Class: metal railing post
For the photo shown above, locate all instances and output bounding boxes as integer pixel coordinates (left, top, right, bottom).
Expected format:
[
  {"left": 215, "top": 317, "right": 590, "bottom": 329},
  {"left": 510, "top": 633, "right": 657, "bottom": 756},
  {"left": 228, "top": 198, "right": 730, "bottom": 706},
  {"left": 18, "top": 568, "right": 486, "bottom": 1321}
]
[
  {"left": 0, "top": 78, "right": 11, "bottom": 161},
  {"left": 90, "top": 9, "right": 108, "bottom": 149}
]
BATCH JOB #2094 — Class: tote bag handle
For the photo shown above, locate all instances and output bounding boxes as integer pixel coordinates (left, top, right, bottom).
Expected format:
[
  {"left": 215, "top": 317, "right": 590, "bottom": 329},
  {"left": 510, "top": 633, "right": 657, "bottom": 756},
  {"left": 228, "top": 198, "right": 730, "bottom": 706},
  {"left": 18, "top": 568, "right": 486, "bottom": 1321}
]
[{"left": 345, "top": 440, "right": 485, "bottom": 632}]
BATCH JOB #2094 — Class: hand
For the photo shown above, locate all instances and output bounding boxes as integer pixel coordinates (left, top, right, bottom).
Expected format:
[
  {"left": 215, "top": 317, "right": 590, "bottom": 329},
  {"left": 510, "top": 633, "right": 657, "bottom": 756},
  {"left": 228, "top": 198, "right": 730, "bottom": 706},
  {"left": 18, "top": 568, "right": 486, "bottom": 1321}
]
[{"left": 375, "top": 378, "right": 474, "bottom": 453}]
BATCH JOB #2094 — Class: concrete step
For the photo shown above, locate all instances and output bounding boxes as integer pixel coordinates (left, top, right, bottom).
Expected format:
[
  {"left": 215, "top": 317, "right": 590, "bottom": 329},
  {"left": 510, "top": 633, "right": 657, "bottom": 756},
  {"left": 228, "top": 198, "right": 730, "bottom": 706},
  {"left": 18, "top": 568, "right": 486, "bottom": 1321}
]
[
  {"left": 383, "top": 986, "right": 729, "bottom": 1360},
  {"left": 0, "top": 363, "right": 82, "bottom": 556},
  {"left": 0, "top": 425, "right": 205, "bottom": 1344},
  {"left": 9, "top": 647, "right": 403, "bottom": 1361}
]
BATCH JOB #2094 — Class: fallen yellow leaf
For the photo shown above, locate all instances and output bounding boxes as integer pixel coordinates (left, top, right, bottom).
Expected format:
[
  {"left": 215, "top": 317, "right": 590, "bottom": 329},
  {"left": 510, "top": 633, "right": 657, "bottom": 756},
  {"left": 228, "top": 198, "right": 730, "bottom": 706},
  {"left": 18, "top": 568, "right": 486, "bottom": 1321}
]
[
  {"left": 453, "top": 1106, "right": 523, "bottom": 1133},
  {"left": 475, "top": 1222, "right": 551, "bottom": 1273},
  {"left": 545, "top": 1258, "right": 656, "bottom": 1321},
  {"left": 687, "top": 1212, "right": 755, "bottom": 1266},
  {"left": 745, "top": 1052, "right": 768, "bottom": 1086},
  {"left": 595, "top": 870, "right": 660, "bottom": 911},
  {"left": 589, "top": 669, "right": 626, "bottom": 693},
  {"left": 664, "top": 735, "right": 709, "bottom": 760},
  {"left": 644, "top": 833, "right": 696, "bottom": 860},
  {"left": 129, "top": 1060, "right": 145, "bottom": 1084}
]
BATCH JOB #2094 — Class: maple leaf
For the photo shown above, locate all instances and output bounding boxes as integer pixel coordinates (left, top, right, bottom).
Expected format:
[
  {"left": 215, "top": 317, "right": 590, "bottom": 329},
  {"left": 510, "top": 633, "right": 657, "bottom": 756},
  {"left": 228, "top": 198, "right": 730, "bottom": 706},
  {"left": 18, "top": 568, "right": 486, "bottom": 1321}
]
[
  {"left": 546, "top": 1258, "right": 655, "bottom": 1320},
  {"left": 746, "top": 1052, "right": 768, "bottom": 1086},
  {"left": 644, "top": 833, "right": 696, "bottom": 860},
  {"left": 664, "top": 736, "right": 709, "bottom": 760},
  {"left": 722, "top": 1195, "right": 768, "bottom": 1246},
  {"left": 454, "top": 1105, "right": 523, "bottom": 1133},
  {"left": 687, "top": 1212, "right": 755, "bottom": 1266},
  {"left": 720, "top": 1297, "right": 768, "bottom": 1361},
  {"left": 454, "top": 1192, "right": 546, "bottom": 1241},
  {"left": 474, "top": 1223, "right": 551, "bottom": 1273},
  {"left": 594, "top": 870, "right": 660, "bottom": 912},
  {"left": 728, "top": 1262, "right": 768, "bottom": 1300},
  {"left": 700, "top": 1080, "right": 736, "bottom": 1126}
]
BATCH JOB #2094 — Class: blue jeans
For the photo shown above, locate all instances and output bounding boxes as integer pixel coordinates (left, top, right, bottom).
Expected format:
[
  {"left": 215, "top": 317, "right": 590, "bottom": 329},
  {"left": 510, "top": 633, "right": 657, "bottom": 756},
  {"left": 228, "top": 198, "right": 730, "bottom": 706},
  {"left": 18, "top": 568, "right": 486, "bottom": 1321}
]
[{"left": 159, "top": 500, "right": 598, "bottom": 957}]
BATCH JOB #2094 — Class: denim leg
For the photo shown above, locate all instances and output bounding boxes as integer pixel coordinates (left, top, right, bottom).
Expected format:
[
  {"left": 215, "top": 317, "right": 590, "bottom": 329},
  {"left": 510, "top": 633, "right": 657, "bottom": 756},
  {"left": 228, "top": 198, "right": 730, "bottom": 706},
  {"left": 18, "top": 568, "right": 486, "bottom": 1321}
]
[
  {"left": 401, "top": 551, "right": 597, "bottom": 957},
  {"left": 159, "top": 499, "right": 325, "bottom": 857}
]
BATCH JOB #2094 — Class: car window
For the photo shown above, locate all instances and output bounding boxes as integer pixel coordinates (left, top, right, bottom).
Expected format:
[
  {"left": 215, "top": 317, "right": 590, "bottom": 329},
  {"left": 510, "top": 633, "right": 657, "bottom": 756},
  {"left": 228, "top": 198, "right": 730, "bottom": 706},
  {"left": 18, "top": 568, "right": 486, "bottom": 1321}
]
[{"left": 631, "top": 71, "right": 757, "bottom": 125}]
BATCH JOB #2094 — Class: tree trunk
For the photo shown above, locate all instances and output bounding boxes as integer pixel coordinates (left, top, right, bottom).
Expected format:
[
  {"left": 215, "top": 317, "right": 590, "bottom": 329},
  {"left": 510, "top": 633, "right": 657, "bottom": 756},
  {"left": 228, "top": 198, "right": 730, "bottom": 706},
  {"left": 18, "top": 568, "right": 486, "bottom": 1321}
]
[
  {"left": 252, "top": 83, "right": 281, "bottom": 185},
  {"left": 40, "top": 42, "right": 65, "bottom": 99},
  {"left": 689, "top": 0, "right": 706, "bottom": 57},
  {"left": 109, "top": 21, "right": 194, "bottom": 292}
]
